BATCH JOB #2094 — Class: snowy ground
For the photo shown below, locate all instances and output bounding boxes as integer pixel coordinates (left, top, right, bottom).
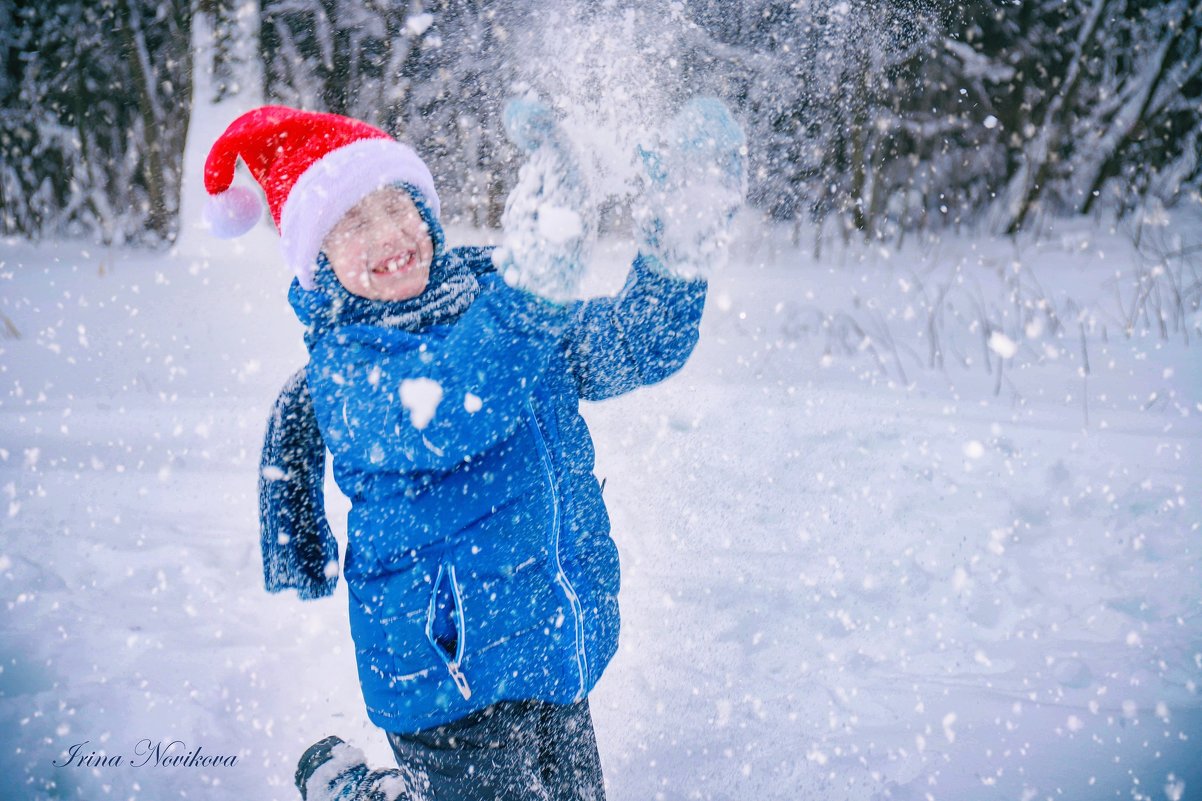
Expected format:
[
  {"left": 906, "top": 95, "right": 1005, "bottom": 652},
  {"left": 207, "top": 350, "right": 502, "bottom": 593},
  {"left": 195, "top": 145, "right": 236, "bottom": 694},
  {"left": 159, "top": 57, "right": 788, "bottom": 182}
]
[{"left": 2, "top": 212, "right": 1199, "bottom": 801}]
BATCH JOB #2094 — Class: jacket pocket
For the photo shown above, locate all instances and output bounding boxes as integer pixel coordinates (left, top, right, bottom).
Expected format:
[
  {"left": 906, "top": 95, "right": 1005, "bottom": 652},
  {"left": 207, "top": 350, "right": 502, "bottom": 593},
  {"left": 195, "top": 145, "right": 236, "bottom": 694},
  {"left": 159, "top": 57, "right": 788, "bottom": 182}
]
[{"left": 425, "top": 561, "right": 472, "bottom": 700}]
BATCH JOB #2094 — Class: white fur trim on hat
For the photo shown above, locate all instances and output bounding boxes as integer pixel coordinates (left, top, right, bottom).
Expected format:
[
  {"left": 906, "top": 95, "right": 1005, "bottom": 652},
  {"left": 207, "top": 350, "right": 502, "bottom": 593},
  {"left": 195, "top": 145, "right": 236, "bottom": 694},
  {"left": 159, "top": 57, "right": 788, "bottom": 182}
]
[
  {"left": 204, "top": 185, "right": 262, "bottom": 239},
  {"left": 280, "top": 138, "right": 441, "bottom": 291}
]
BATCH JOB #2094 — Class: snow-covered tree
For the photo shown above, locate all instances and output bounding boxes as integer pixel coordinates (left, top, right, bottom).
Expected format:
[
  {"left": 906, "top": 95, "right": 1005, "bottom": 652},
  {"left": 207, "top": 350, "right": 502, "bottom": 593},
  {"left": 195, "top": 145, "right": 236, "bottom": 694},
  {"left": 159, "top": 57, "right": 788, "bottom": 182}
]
[
  {"left": 954, "top": 0, "right": 1202, "bottom": 233},
  {"left": 679, "top": 0, "right": 943, "bottom": 243},
  {"left": 258, "top": 0, "right": 519, "bottom": 227},
  {"left": 3, "top": 0, "right": 1197, "bottom": 246},
  {"left": 0, "top": 0, "right": 192, "bottom": 245}
]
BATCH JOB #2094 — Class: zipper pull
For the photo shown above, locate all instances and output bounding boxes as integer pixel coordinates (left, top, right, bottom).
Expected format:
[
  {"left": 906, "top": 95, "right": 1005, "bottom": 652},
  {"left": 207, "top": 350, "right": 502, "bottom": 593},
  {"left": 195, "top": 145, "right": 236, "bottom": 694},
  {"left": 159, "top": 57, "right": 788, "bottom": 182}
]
[{"left": 447, "top": 661, "right": 472, "bottom": 700}]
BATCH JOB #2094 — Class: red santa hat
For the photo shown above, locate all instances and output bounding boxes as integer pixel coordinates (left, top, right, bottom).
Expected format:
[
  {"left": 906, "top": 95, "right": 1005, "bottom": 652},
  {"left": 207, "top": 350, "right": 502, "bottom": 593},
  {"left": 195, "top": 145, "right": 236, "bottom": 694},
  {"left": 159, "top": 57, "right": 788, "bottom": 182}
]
[{"left": 202, "top": 105, "right": 441, "bottom": 290}]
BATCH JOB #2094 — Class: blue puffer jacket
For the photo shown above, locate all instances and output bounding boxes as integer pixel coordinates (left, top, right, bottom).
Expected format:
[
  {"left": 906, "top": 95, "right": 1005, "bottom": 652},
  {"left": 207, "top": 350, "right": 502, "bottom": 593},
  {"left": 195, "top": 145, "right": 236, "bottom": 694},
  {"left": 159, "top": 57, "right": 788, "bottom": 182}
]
[{"left": 290, "top": 241, "right": 706, "bottom": 734}]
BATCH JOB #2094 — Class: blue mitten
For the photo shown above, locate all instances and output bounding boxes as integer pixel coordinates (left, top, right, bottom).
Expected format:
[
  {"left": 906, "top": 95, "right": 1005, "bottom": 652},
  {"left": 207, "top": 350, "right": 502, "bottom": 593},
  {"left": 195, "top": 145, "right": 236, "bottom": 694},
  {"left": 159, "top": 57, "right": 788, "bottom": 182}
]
[
  {"left": 494, "top": 95, "right": 594, "bottom": 304},
  {"left": 633, "top": 97, "right": 747, "bottom": 280}
]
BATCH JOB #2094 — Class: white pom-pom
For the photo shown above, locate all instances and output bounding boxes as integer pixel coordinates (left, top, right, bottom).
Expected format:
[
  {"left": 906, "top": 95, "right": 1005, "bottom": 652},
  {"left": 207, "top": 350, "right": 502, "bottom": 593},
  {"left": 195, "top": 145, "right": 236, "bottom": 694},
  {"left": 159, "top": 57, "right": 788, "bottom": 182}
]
[{"left": 204, "top": 185, "right": 261, "bottom": 239}]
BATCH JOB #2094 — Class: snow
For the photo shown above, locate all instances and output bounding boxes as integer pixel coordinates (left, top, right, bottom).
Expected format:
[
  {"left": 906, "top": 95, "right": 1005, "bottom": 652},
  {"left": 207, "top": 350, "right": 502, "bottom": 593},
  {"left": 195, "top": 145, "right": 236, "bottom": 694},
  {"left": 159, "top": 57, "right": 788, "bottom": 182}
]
[
  {"left": 536, "top": 204, "right": 584, "bottom": 245},
  {"left": 403, "top": 13, "right": 434, "bottom": 37},
  {"left": 399, "top": 378, "right": 442, "bottom": 430},
  {"left": 1, "top": 209, "right": 1200, "bottom": 800},
  {"left": 988, "top": 330, "right": 1018, "bottom": 358},
  {"left": 632, "top": 98, "right": 747, "bottom": 282},
  {"left": 303, "top": 740, "right": 367, "bottom": 801}
]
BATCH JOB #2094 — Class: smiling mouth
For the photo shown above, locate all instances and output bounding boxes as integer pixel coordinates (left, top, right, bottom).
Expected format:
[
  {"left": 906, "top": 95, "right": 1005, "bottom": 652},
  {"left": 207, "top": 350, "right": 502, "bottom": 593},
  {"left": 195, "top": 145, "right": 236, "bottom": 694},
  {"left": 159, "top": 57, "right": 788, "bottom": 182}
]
[{"left": 371, "top": 252, "right": 416, "bottom": 276}]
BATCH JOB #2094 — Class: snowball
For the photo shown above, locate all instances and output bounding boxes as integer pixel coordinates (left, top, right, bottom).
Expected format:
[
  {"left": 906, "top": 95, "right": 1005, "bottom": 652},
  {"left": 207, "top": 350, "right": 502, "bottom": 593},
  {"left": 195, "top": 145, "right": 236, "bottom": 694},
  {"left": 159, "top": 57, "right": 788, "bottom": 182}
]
[
  {"left": 463, "top": 392, "right": 483, "bottom": 413},
  {"left": 536, "top": 204, "right": 584, "bottom": 244},
  {"left": 405, "top": 12, "right": 434, "bottom": 36},
  {"left": 502, "top": 265, "right": 523, "bottom": 288},
  {"left": 400, "top": 378, "right": 443, "bottom": 430},
  {"left": 987, "top": 528, "right": 1007, "bottom": 555},
  {"left": 983, "top": 115, "right": 999, "bottom": 129},
  {"left": 987, "top": 331, "right": 1017, "bottom": 358},
  {"left": 260, "top": 465, "right": 287, "bottom": 481},
  {"left": 942, "top": 712, "right": 957, "bottom": 743}
]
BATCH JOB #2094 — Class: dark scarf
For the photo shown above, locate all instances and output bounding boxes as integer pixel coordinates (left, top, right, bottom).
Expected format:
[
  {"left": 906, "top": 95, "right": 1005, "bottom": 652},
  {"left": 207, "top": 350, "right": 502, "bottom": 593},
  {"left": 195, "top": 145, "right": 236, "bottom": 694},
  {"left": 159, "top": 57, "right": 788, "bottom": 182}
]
[{"left": 258, "top": 184, "right": 489, "bottom": 599}]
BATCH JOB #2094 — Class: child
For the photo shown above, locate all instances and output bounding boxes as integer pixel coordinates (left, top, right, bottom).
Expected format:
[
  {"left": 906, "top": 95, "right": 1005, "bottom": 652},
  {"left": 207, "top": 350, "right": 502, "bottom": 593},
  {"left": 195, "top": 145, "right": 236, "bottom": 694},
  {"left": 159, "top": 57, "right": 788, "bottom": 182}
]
[{"left": 202, "top": 100, "right": 745, "bottom": 801}]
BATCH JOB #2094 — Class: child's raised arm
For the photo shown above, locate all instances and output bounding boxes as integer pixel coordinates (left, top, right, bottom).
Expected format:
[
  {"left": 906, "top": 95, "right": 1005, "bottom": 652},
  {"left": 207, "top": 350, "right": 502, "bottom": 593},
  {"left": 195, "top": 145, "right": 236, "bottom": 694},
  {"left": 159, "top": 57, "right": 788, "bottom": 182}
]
[{"left": 562, "top": 252, "right": 707, "bottom": 402}]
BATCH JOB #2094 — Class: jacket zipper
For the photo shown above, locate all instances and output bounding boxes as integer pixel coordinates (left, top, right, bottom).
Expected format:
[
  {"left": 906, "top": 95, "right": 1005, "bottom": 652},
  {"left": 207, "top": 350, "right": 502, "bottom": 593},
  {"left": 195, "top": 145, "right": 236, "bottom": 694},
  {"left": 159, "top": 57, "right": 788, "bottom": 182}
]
[
  {"left": 526, "top": 398, "right": 589, "bottom": 699},
  {"left": 426, "top": 562, "right": 472, "bottom": 700}
]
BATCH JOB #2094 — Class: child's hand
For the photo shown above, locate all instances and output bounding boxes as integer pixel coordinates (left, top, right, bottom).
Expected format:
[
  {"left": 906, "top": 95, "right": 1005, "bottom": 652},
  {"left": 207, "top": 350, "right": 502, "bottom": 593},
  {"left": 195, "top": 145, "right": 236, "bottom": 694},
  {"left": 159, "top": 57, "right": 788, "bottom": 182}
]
[
  {"left": 502, "top": 96, "right": 560, "bottom": 155},
  {"left": 632, "top": 97, "right": 748, "bottom": 280},
  {"left": 493, "top": 95, "right": 594, "bottom": 305}
]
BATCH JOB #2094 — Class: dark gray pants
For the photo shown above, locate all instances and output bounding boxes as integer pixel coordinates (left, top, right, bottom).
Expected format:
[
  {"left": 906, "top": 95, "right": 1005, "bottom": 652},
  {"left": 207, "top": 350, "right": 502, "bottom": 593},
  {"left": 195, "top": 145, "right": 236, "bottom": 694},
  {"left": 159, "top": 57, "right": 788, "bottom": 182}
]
[{"left": 386, "top": 697, "right": 606, "bottom": 801}]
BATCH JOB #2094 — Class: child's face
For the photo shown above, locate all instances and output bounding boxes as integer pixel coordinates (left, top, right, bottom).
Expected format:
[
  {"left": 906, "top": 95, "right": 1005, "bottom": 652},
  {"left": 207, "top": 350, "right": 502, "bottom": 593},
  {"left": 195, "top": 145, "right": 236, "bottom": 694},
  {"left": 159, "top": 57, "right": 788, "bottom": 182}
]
[{"left": 321, "top": 186, "right": 434, "bottom": 301}]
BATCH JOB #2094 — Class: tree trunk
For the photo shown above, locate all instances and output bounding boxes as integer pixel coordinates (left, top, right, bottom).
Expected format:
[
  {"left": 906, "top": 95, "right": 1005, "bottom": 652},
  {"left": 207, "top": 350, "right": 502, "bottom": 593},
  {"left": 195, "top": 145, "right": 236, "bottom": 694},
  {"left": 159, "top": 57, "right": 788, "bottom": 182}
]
[
  {"left": 119, "top": 0, "right": 174, "bottom": 239},
  {"left": 996, "top": 0, "right": 1110, "bottom": 235},
  {"left": 1080, "top": 9, "right": 1190, "bottom": 213}
]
